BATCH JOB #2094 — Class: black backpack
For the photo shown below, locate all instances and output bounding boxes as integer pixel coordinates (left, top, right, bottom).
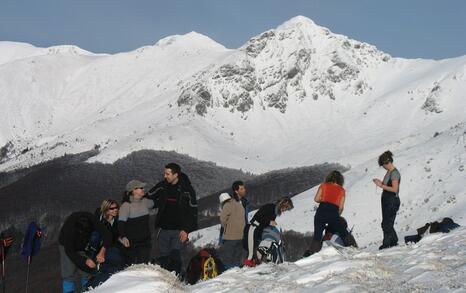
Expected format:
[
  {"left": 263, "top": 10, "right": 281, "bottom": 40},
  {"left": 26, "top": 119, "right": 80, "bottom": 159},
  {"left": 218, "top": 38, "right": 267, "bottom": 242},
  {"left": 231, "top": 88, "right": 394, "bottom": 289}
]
[{"left": 186, "top": 248, "right": 224, "bottom": 285}]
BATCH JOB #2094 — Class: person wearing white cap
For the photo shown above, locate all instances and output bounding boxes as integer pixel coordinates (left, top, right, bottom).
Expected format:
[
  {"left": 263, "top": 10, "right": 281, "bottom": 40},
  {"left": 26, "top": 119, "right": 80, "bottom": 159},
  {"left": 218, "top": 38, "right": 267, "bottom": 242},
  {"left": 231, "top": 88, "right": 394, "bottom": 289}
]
[
  {"left": 218, "top": 192, "right": 232, "bottom": 245},
  {"left": 219, "top": 192, "right": 245, "bottom": 269}
]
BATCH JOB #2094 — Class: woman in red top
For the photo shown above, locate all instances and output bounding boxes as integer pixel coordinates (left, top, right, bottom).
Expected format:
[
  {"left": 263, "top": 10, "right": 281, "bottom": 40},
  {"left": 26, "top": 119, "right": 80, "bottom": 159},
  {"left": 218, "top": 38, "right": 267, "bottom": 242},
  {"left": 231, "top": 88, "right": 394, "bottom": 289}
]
[{"left": 304, "top": 171, "right": 356, "bottom": 256}]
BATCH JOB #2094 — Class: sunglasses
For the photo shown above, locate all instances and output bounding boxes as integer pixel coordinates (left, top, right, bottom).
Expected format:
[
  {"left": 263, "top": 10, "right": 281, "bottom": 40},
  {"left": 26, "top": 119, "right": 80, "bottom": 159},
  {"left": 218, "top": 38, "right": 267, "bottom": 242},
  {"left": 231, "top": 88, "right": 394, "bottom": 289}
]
[{"left": 109, "top": 206, "right": 119, "bottom": 210}]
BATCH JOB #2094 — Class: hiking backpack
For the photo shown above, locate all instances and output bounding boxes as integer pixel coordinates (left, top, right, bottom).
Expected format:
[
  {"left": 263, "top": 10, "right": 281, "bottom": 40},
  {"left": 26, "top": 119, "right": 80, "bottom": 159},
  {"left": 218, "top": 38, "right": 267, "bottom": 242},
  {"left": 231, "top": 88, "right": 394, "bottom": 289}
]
[
  {"left": 256, "top": 226, "right": 285, "bottom": 264},
  {"left": 186, "top": 248, "right": 224, "bottom": 285}
]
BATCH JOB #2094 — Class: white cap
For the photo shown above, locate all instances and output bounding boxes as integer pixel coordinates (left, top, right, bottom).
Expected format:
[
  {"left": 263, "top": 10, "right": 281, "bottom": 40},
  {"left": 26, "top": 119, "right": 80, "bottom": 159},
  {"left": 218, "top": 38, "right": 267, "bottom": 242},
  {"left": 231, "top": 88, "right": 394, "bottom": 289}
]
[{"left": 219, "top": 193, "right": 231, "bottom": 204}]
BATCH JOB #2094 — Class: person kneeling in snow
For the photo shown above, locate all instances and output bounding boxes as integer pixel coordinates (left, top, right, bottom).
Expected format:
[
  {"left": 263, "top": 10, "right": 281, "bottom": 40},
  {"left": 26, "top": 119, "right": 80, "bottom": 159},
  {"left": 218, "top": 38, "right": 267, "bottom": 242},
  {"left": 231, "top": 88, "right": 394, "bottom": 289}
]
[
  {"left": 304, "top": 171, "right": 357, "bottom": 257},
  {"left": 59, "top": 212, "right": 112, "bottom": 293},
  {"left": 242, "top": 197, "right": 294, "bottom": 267}
]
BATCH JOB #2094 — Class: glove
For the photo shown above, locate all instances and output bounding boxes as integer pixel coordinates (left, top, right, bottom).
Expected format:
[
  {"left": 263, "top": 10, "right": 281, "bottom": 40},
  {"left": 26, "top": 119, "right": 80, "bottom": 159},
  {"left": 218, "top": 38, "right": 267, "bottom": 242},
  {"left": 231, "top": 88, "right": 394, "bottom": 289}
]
[{"left": 243, "top": 259, "right": 256, "bottom": 267}]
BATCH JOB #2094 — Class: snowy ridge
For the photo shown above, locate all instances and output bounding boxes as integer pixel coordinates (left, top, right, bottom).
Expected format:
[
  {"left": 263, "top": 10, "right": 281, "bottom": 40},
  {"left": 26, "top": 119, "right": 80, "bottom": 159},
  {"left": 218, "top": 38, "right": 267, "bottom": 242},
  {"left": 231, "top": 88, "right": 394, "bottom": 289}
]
[
  {"left": 88, "top": 228, "right": 466, "bottom": 292},
  {"left": 0, "top": 41, "right": 98, "bottom": 65},
  {"left": 1, "top": 16, "right": 466, "bottom": 174}
]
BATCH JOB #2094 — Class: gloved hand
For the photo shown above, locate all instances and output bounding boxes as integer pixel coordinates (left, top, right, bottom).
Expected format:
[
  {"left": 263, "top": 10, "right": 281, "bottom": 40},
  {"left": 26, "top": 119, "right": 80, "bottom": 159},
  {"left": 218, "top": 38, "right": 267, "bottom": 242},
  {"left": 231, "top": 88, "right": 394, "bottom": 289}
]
[{"left": 243, "top": 258, "right": 256, "bottom": 267}]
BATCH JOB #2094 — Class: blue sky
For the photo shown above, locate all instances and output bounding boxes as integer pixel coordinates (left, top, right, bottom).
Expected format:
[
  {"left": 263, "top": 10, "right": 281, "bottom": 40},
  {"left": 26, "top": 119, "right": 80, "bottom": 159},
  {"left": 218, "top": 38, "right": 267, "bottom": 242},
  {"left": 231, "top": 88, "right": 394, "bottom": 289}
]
[{"left": 1, "top": 0, "right": 465, "bottom": 59}]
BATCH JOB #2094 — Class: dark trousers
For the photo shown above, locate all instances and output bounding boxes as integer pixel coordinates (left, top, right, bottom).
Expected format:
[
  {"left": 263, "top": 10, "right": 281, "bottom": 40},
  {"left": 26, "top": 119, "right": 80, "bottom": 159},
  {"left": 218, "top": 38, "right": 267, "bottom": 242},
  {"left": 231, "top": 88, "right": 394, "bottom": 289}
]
[
  {"left": 156, "top": 229, "right": 182, "bottom": 275},
  {"left": 313, "top": 203, "right": 349, "bottom": 242},
  {"left": 86, "top": 247, "right": 124, "bottom": 289},
  {"left": 381, "top": 195, "right": 400, "bottom": 246},
  {"left": 123, "top": 242, "right": 151, "bottom": 265},
  {"left": 243, "top": 224, "right": 264, "bottom": 260},
  {"left": 220, "top": 240, "right": 243, "bottom": 268}
]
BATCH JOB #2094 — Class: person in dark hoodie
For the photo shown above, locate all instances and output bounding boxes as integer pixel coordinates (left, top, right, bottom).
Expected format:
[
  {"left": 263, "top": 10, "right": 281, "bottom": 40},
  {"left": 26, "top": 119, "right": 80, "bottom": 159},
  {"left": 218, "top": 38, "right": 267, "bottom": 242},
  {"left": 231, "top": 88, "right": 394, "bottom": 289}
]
[
  {"left": 118, "top": 180, "right": 154, "bottom": 265},
  {"left": 242, "top": 197, "right": 294, "bottom": 267},
  {"left": 147, "top": 163, "right": 197, "bottom": 276},
  {"left": 58, "top": 211, "right": 112, "bottom": 293}
]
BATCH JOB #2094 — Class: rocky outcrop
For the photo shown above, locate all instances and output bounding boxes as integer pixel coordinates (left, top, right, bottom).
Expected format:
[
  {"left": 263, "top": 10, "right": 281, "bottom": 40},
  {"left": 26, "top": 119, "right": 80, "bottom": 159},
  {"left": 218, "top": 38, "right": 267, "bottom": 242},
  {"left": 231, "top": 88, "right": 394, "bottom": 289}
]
[{"left": 176, "top": 17, "right": 388, "bottom": 117}]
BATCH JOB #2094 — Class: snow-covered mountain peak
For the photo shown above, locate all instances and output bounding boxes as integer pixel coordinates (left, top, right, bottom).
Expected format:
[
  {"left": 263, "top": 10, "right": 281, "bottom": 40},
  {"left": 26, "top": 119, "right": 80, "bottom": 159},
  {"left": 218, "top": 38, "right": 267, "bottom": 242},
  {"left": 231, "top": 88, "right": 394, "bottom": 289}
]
[
  {"left": 154, "top": 31, "right": 226, "bottom": 51},
  {"left": 0, "top": 41, "right": 42, "bottom": 65},
  {"left": 0, "top": 42, "right": 99, "bottom": 66},
  {"left": 177, "top": 16, "right": 391, "bottom": 117},
  {"left": 277, "top": 15, "right": 318, "bottom": 28},
  {"left": 0, "top": 16, "right": 465, "bottom": 178},
  {"left": 45, "top": 45, "right": 97, "bottom": 56}
]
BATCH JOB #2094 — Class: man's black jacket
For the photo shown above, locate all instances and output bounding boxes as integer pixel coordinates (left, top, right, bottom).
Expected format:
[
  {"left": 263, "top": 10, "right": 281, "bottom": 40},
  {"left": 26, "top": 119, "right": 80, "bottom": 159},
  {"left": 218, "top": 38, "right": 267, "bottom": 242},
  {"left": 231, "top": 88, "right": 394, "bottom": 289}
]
[{"left": 147, "top": 173, "right": 198, "bottom": 233}]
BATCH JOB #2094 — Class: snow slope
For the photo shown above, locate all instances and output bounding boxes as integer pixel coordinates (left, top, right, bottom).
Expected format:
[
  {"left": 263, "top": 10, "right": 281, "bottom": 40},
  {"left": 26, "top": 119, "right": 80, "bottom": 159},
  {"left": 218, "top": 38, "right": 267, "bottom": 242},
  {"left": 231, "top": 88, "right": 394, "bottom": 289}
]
[
  {"left": 192, "top": 120, "right": 466, "bottom": 248},
  {"left": 88, "top": 228, "right": 466, "bottom": 292}
]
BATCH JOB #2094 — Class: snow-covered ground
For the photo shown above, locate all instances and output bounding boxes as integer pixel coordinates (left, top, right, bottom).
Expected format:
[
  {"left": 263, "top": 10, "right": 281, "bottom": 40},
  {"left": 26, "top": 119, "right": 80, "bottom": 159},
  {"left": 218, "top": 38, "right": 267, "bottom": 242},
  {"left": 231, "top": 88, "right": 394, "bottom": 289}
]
[{"left": 88, "top": 227, "right": 466, "bottom": 293}]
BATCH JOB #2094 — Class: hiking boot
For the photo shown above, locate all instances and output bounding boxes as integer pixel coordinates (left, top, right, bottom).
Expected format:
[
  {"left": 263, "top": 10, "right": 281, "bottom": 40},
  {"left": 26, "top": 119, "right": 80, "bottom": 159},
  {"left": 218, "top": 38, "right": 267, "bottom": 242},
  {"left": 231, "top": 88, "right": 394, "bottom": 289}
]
[
  {"left": 310, "top": 239, "right": 322, "bottom": 254},
  {"left": 379, "top": 242, "right": 398, "bottom": 250},
  {"left": 343, "top": 235, "right": 358, "bottom": 248}
]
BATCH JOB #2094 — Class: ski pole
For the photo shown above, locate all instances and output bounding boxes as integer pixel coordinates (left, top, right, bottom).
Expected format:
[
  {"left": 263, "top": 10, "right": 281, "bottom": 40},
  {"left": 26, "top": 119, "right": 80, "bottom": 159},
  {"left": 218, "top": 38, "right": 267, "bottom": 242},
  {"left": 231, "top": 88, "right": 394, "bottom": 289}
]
[
  {"left": 25, "top": 256, "right": 31, "bottom": 293},
  {"left": 1, "top": 242, "right": 5, "bottom": 293}
]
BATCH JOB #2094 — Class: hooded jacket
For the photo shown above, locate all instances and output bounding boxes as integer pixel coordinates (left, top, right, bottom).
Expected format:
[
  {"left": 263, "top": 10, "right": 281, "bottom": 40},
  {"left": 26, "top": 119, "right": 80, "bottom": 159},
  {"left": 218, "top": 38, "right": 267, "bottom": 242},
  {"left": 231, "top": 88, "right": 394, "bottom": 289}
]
[
  {"left": 58, "top": 211, "right": 112, "bottom": 273},
  {"left": 220, "top": 198, "right": 245, "bottom": 240},
  {"left": 148, "top": 172, "right": 198, "bottom": 233}
]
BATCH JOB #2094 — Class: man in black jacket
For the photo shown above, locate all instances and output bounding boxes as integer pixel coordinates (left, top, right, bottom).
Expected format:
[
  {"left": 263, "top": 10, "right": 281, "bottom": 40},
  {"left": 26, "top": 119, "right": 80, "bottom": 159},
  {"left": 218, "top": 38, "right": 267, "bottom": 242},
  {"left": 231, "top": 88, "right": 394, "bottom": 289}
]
[
  {"left": 147, "top": 163, "right": 197, "bottom": 275},
  {"left": 58, "top": 211, "right": 112, "bottom": 293}
]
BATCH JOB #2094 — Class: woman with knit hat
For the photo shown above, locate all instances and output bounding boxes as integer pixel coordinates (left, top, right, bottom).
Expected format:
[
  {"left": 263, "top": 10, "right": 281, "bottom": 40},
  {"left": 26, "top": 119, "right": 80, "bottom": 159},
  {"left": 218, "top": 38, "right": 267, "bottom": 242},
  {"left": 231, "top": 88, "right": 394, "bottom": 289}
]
[{"left": 118, "top": 179, "right": 154, "bottom": 265}]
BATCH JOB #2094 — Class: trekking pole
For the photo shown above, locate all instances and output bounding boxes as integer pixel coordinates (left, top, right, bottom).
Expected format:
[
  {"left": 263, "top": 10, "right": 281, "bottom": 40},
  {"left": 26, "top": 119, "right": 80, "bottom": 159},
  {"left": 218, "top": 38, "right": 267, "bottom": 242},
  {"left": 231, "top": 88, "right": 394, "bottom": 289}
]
[
  {"left": 25, "top": 256, "right": 31, "bottom": 293},
  {"left": 1, "top": 242, "right": 5, "bottom": 293}
]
